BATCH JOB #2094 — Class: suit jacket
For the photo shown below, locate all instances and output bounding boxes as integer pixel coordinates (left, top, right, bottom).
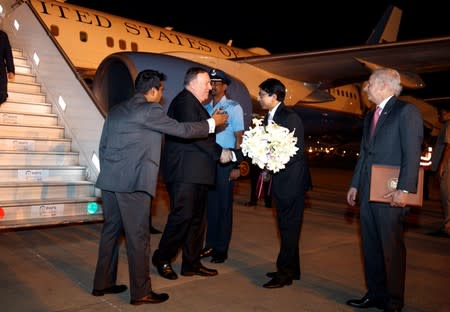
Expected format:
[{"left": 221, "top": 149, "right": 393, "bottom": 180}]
[
  {"left": 162, "top": 89, "right": 222, "bottom": 185},
  {"left": 95, "top": 93, "right": 210, "bottom": 197},
  {"left": 0, "top": 30, "right": 15, "bottom": 102},
  {"left": 351, "top": 97, "right": 423, "bottom": 195},
  {"left": 270, "top": 103, "right": 312, "bottom": 199}
]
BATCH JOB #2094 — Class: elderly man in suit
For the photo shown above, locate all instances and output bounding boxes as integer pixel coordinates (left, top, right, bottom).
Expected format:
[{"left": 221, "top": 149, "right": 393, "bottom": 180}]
[
  {"left": 92, "top": 69, "right": 228, "bottom": 305},
  {"left": 257, "top": 78, "right": 312, "bottom": 289},
  {"left": 346, "top": 68, "right": 423, "bottom": 312}
]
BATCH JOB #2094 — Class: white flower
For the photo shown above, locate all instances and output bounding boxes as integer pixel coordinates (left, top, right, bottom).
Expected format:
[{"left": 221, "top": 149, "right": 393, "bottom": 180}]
[{"left": 241, "top": 118, "right": 299, "bottom": 173}]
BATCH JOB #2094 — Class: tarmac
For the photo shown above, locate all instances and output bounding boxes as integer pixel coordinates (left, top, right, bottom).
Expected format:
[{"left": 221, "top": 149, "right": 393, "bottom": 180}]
[{"left": 0, "top": 166, "right": 449, "bottom": 312}]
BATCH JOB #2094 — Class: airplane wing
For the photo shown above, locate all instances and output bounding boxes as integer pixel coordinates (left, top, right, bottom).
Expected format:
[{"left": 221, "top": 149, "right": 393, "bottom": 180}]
[{"left": 237, "top": 36, "right": 450, "bottom": 89}]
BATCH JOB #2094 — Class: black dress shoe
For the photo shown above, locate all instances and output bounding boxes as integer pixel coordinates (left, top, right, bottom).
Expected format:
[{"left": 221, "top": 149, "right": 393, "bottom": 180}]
[
  {"left": 200, "top": 247, "right": 214, "bottom": 258},
  {"left": 346, "top": 297, "right": 384, "bottom": 309},
  {"left": 266, "top": 271, "right": 300, "bottom": 280},
  {"left": 150, "top": 225, "right": 162, "bottom": 234},
  {"left": 262, "top": 277, "right": 292, "bottom": 288},
  {"left": 210, "top": 251, "right": 227, "bottom": 263},
  {"left": 181, "top": 264, "right": 218, "bottom": 277},
  {"left": 152, "top": 252, "right": 178, "bottom": 280},
  {"left": 211, "top": 255, "right": 227, "bottom": 263},
  {"left": 157, "top": 263, "right": 178, "bottom": 280},
  {"left": 92, "top": 284, "right": 128, "bottom": 296},
  {"left": 130, "top": 291, "right": 169, "bottom": 305}
]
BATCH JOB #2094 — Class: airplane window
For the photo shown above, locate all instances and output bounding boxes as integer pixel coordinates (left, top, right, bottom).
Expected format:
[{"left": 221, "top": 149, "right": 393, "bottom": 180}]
[
  {"left": 80, "top": 31, "right": 87, "bottom": 42},
  {"left": 119, "top": 39, "right": 126, "bottom": 50},
  {"left": 131, "top": 42, "right": 138, "bottom": 51},
  {"left": 106, "top": 37, "right": 114, "bottom": 48},
  {"left": 50, "top": 25, "right": 59, "bottom": 37}
]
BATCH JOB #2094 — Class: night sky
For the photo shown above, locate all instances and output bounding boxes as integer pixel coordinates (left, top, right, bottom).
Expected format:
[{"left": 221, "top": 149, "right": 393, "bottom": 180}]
[{"left": 66, "top": 0, "right": 450, "bottom": 99}]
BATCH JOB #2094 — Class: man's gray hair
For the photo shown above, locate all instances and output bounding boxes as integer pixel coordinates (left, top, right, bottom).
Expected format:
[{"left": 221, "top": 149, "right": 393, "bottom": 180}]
[{"left": 372, "top": 67, "right": 403, "bottom": 96}]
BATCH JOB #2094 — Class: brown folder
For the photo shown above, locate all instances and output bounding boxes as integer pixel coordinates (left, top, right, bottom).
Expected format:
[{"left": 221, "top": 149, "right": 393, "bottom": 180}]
[{"left": 370, "top": 164, "right": 424, "bottom": 207}]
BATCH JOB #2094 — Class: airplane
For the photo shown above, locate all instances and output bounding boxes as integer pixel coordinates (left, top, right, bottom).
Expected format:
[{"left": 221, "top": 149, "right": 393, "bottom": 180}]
[
  {"left": 0, "top": 0, "right": 447, "bottom": 228},
  {"left": 2, "top": 1, "right": 448, "bottom": 139}
]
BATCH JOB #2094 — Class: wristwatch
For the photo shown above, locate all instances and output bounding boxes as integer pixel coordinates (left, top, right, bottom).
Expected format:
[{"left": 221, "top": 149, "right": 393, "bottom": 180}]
[{"left": 399, "top": 189, "right": 409, "bottom": 193}]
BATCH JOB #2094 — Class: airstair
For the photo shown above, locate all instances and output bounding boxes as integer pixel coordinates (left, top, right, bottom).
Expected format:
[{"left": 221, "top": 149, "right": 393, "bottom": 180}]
[{"left": 0, "top": 48, "right": 102, "bottom": 229}]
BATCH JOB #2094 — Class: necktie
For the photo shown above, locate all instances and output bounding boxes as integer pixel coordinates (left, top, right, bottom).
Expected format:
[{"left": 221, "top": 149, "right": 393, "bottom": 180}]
[
  {"left": 264, "top": 113, "right": 272, "bottom": 125},
  {"left": 370, "top": 106, "right": 382, "bottom": 137}
]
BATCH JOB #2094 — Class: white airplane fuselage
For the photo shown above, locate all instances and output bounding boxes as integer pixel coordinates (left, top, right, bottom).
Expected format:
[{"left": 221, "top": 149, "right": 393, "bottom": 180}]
[
  {"left": 32, "top": 0, "right": 259, "bottom": 70},
  {"left": 30, "top": 0, "right": 365, "bottom": 120}
]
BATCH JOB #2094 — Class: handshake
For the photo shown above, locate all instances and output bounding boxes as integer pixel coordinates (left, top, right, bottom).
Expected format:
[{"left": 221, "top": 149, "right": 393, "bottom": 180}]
[
  {"left": 212, "top": 109, "right": 228, "bottom": 127},
  {"left": 220, "top": 148, "right": 234, "bottom": 163},
  {"left": 220, "top": 148, "right": 243, "bottom": 164}
]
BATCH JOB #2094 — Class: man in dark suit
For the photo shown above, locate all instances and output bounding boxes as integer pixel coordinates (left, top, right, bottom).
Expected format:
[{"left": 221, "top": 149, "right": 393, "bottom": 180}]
[
  {"left": 153, "top": 67, "right": 235, "bottom": 280},
  {"left": 92, "top": 70, "right": 228, "bottom": 305},
  {"left": 346, "top": 68, "right": 423, "bottom": 312},
  {"left": 257, "top": 78, "right": 312, "bottom": 289},
  {"left": 0, "top": 18, "right": 15, "bottom": 104}
]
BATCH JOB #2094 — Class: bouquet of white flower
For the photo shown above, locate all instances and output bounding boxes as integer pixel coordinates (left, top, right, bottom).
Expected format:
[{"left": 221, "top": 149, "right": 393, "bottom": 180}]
[{"left": 241, "top": 118, "right": 299, "bottom": 173}]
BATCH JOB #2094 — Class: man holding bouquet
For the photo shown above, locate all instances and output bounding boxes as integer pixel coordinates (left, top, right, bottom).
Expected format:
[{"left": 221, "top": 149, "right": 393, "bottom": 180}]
[{"left": 255, "top": 78, "right": 312, "bottom": 288}]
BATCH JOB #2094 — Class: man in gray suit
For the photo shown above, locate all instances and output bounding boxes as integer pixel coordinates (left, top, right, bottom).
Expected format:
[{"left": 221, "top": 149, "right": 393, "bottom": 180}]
[
  {"left": 346, "top": 68, "right": 423, "bottom": 312},
  {"left": 92, "top": 70, "right": 228, "bottom": 305}
]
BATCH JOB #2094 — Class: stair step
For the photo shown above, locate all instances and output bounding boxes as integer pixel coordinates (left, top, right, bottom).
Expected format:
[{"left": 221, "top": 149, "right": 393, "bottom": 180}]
[
  {"left": 12, "top": 49, "right": 23, "bottom": 58},
  {"left": 13, "top": 72, "right": 36, "bottom": 84},
  {"left": 0, "top": 181, "right": 96, "bottom": 201},
  {"left": 0, "top": 123, "right": 64, "bottom": 139},
  {"left": 0, "top": 166, "right": 86, "bottom": 182},
  {"left": 8, "top": 90, "right": 46, "bottom": 103},
  {"left": 9, "top": 81, "right": 42, "bottom": 93},
  {"left": 14, "top": 64, "right": 32, "bottom": 76},
  {"left": 0, "top": 100, "right": 52, "bottom": 114},
  {"left": 0, "top": 111, "right": 58, "bottom": 126},
  {"left": 11, "top": 55, "right": 28, "bottom": 67},
  {"left": 0, "top": 151, "right": 79, "bottom": 166},
  {"left": 0, "top": 136, "right": 71, "bottom": 152},
  {"left": 0, "top": 197, "right": 103, "bottom": 228}
]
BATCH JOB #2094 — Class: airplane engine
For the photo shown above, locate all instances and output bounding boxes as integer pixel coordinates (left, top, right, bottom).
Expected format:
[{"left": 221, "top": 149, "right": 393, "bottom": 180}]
[{"left": 92, "top": 52, "right": 253, "bottom": 129}]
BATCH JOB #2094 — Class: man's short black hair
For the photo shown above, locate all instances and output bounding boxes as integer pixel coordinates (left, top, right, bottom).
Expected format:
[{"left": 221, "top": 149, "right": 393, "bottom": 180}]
[
  {"left": 135, "top": 69, "right": 167, "bottom": 93},
  {"left": 258, "top": 78, "right": 286, "bottom": 102}
]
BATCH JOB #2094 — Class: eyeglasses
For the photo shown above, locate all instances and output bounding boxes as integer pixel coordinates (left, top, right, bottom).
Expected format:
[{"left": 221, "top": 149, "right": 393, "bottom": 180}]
[{"left": 258, "top": 91, "right": 270, "bottom": 97}]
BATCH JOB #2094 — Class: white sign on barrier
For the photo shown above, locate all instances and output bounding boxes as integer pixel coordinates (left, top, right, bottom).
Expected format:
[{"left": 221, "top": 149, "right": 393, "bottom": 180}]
[
  {"left": 31, "top": 204, "right": 65, "bottom": 218},
  {"left": 11, "top": 140, "right": 35, "bottom": 151},
  {"left": 18, "top": 169, "right": 49, "bottom": 181}
]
